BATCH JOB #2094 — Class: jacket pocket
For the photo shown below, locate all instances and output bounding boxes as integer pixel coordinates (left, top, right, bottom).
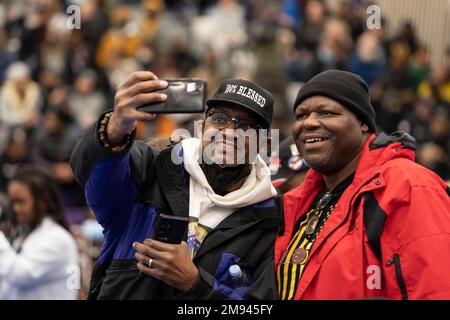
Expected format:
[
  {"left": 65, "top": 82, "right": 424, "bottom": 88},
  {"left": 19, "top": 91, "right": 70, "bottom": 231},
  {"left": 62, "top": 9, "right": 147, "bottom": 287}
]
[
  {"left": 213, "top": 252, "right": 254, "bottom": 300},
  {"left": 97, "top": 260, "right": 172, "bottom": 300},
  {"left": 387, "top": 253, "right": 408, "bottom": 300}
]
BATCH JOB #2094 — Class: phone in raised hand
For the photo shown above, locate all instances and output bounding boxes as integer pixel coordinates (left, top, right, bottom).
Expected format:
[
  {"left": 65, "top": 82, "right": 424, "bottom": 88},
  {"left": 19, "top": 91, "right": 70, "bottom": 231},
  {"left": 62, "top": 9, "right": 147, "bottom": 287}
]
[{"left": 138, "top": 79, "right": 207, "bottom": 114}]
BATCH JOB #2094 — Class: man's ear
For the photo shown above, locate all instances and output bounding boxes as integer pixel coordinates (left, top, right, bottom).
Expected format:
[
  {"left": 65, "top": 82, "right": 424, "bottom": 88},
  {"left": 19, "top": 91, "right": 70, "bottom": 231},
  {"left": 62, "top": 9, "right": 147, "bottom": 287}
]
[
  {"left": 196, "top": 119, "right": 205, "bottom": 138},
  {"left": 361, "top": 122, "right": 369, "bottom": 133}
]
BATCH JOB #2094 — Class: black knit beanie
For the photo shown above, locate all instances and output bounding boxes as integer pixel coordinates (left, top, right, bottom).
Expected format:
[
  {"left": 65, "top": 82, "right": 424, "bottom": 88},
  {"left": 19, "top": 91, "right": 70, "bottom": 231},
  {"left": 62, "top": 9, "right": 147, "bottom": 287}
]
[{"left": 293, "top": 70, "right": 377, "bottom": 133}]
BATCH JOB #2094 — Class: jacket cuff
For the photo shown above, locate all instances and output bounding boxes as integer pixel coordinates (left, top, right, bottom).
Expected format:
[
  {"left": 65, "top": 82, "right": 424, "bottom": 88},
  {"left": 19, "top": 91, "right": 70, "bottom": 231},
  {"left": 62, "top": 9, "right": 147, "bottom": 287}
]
[
  {"left": 70, "top": 111, "right": 136, "bottom": 187},
  {"left": 174, "top": 267, "right": 214, "bottom": 299}
]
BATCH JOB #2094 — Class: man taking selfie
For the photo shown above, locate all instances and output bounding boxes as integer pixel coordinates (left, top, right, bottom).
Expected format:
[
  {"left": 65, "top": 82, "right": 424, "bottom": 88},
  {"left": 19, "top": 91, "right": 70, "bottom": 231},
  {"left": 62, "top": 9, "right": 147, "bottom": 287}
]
[{"left": 70, "top": 71, "right": 279, "bottom": 299}]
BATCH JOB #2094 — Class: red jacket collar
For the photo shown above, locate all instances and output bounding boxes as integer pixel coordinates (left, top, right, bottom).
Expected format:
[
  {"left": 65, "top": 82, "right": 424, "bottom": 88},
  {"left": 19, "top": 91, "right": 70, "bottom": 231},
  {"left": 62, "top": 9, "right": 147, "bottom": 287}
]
[{"left": 281, "top": 133, "right": 416, "bottom": 236}]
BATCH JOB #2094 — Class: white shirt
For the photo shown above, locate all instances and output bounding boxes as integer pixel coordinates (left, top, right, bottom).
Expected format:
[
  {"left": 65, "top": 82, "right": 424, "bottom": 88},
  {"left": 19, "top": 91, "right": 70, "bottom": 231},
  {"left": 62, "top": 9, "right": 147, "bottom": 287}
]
[{"left": 0, "top": 217, "right": 79, "bottom": 300}]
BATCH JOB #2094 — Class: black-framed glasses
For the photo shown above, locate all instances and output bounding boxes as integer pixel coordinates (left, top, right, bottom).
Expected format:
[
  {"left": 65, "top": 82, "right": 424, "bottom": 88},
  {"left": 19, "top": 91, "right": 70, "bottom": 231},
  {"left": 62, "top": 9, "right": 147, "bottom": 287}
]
[{"left": 206, "top": 111, "right": 261, "bottom": 131}]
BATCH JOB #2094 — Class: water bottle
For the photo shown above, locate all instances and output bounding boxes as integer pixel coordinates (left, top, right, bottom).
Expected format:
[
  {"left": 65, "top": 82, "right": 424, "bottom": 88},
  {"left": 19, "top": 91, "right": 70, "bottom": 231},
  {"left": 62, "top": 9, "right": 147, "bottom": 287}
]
[{"left": 228, "top": 264, "right": 249, "bottom": 288}]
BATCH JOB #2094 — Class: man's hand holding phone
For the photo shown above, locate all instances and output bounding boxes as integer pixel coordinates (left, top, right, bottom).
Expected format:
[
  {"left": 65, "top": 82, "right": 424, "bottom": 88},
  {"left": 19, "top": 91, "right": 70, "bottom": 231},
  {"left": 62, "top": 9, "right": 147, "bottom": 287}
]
[
  {"left": 107, "top": 71, "right": 168, "bottom": 146},
  {"left": 133, "top": 239, "right": 199, "bottom": 292},
  {"left": 132, "top": 214, "right": 198, "bottom": 292}
]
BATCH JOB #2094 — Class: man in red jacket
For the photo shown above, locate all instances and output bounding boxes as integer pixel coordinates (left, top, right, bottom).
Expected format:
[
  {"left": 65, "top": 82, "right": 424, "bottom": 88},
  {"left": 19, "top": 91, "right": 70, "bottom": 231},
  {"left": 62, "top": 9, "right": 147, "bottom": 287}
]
[{"left": 275, "top": 70, "right": 450, "bottom": 300}]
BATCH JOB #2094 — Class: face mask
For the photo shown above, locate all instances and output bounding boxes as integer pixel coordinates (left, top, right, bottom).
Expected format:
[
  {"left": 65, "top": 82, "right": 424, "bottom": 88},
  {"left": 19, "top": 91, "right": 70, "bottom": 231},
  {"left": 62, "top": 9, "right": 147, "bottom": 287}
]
[
  {"left": 318, "top": 47, "right": 337, "bottom": 65},
  {"left": 358, "top": 49, "right": 377, "bottom": 63},
  {"left": 200, "top": 154, "right": 251, "bottom": 196}
]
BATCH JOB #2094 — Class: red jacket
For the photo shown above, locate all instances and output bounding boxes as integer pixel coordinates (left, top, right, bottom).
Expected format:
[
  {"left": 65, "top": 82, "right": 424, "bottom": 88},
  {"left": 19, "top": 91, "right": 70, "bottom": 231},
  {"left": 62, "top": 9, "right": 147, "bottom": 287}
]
[{"left": 275, "top": 133, "right": 450, "bottom": 299}]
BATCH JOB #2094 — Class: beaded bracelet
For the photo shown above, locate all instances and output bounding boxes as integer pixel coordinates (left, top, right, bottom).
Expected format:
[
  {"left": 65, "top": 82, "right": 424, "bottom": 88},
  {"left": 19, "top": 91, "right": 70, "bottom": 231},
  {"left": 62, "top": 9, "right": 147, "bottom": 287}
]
[{"left": 98, "top": 112, "right": 134, "bottom": 153}]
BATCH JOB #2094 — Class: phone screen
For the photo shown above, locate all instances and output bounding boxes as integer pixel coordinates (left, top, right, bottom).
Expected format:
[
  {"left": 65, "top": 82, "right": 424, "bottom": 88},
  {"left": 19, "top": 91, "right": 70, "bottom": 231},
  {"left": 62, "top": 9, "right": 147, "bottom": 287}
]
[{"left": 138, "top": 79, "right": 207, "bottom": 114}]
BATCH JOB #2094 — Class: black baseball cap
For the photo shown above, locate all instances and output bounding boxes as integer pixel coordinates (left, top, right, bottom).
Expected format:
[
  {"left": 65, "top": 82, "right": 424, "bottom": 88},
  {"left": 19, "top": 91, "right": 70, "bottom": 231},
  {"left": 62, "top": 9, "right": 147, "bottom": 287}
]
[{"left": 206, "top": 79, "right": 274, "bottom": 128}]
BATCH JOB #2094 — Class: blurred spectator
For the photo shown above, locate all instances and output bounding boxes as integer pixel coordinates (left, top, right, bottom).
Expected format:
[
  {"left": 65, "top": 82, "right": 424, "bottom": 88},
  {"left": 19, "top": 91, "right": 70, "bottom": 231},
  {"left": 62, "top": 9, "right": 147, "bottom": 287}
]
[
  {"left": 407, "top": 45, "right": 431, "bottom": 91},
  {"left": 39, "top": 2, "right": 70, "bottom": 76},
  {"left": 95, "top": 4, "right": 141, "bottom": 70},
  {"left": 385, "top": 41, "right": 412, "bottom": 90},
  {"left": 65, "top": 30, "right": 93, "bottom": 87},
  {"left": 416, "top": 142, "right": 450, "bottom": 180},
  {"left": 392, "top": 21, "right": 419, "bottom": 55},
  {"left": 249, "top": 2, "right": 290, "bottom": 134},
  {"left": 0, "top": 62, "right": 41, "bottom": 129},
  {"left": 335, "top": 0, "right": 365, "bottom": 41},
  {"left": 139, "top": 0, "right": 165, "bottom": 45},
  {"left": 418, "top": 66, "right": 450, "bottom": 105},
  {"left": 295, "top": 0, "right": 326, "bottom": 52},
  {"left": 67, "top": 69, "right": 106, "bottom": 129},
  {"left": 0, "top": 167, "right": 79, "bottom": 299},
  {"left": 32, "top": 107, "right": 85, "bottom": 224},
  {"left": 0, "top": 127, "right": 32, "bottom": 193},
  {"left": 78, "top": 0, "right": 109, "bottom": 66},
  {"left": 429, "top": 110, "right": 450, "bottom": 151},
  {"left": 191, "top": 0, "right": 247, "bottom": 60},
  {"left": 32, "top": 107, "right": 79, "bottom": 176},
  {"left": 315, "top": 18, "right": 352, "bottom": 71},
  {"left": 143, "top": 0, "right": 190, "bottom": 62},
  {"left": 398, "top": 99, "right": 434, "bottom": 144},
  {"left": 280, "top": 0, "right": 301, "bottom": 27},
  {"left": 0, "top": 29, "right": 17, "bottom": 84},
  {"left": 18, "top": 0, "right": 54, "bottom": 74},
  {"left": 347, "top": 31, "right": 385, "bottom": 86},
  {"left": 372, "top": 41, "right": 414, "bottom": 133},
  {"left": 38, "top": 67, "right": 64, "bottom": 111}
]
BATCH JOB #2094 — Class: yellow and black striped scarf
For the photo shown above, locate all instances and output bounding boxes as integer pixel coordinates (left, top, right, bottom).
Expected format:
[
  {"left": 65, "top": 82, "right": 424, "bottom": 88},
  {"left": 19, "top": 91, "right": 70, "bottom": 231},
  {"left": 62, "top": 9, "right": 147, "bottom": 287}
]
[
  {"left": 277, "top": 203, "right": 334, "bottom": 300},
  {"left": 277, "top": 173, "right": 355, "bottom": 300}
]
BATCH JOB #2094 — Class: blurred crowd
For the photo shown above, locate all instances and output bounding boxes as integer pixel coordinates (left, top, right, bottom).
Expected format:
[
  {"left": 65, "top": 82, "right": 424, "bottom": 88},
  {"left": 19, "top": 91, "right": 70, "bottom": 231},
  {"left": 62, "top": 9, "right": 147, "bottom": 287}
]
[{"left": 0, "top": 0, "right": 449, "bottom": 298}]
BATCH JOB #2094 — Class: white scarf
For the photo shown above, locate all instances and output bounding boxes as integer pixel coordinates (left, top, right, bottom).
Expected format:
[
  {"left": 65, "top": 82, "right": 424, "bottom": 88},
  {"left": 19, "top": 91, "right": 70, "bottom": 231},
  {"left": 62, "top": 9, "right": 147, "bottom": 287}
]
[{"left": 181, "top": 138, "right": 277, "bottom": 257}]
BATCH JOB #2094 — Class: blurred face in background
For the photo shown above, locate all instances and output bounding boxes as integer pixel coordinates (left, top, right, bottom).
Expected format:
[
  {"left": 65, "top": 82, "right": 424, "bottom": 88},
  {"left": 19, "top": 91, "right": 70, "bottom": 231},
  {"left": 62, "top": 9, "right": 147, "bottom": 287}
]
[
  {"left": 356, "top": 32, "right": 380, "bottom": 63},
  {"left": 415, "top": 47, "right": 430, "bottom": 66},
  {"left": 8, "top": 181, "right": 34, "bottom": 226},
  {"left": 414, "top": 100, "right": 433, "bottom": 123},
  {"left": 5, "top": 128, "right": 28, "bottom": 162},
  {"left": 305, "top": 0, "right": 325, "bottom": 24},
  {"left": 74, "top": 74, "right": 95, "bottom": 95},
  {"left": 14, "top": 75, "right": 30, "bottom": 96},
  {"left": 430, "top": 114, "right": 449, "bottom": 140},
  {"left": 44, "top": 112, "right": 63, "bottom": 134},
  {"left": 431, "top": 67, "right": 449, "bottom": 85}
]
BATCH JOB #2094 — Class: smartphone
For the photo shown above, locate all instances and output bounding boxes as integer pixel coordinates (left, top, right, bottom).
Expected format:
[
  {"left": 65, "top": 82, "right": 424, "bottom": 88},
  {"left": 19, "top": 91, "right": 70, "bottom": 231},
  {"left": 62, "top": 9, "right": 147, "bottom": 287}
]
[
  {"left": 151, "top": 214, "right": 189, "bottom": 244},
  {"left": 138, "top": 78, "right": 207, "bottom": 114}
]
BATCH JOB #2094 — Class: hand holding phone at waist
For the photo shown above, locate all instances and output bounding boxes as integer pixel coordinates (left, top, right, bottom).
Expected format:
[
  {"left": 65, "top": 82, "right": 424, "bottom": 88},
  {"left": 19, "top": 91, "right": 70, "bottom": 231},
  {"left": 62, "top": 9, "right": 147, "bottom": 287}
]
[{"left": 133, "top": 239, "right": 199, "bottom": 292}]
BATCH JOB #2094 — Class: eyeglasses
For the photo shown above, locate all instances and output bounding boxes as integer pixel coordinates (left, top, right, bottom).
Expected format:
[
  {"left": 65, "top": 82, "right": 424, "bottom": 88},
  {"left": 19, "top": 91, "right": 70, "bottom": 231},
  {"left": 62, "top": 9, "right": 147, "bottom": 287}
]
[{"left": 206, "top": 111, "right": 261, "bottom": 131}]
